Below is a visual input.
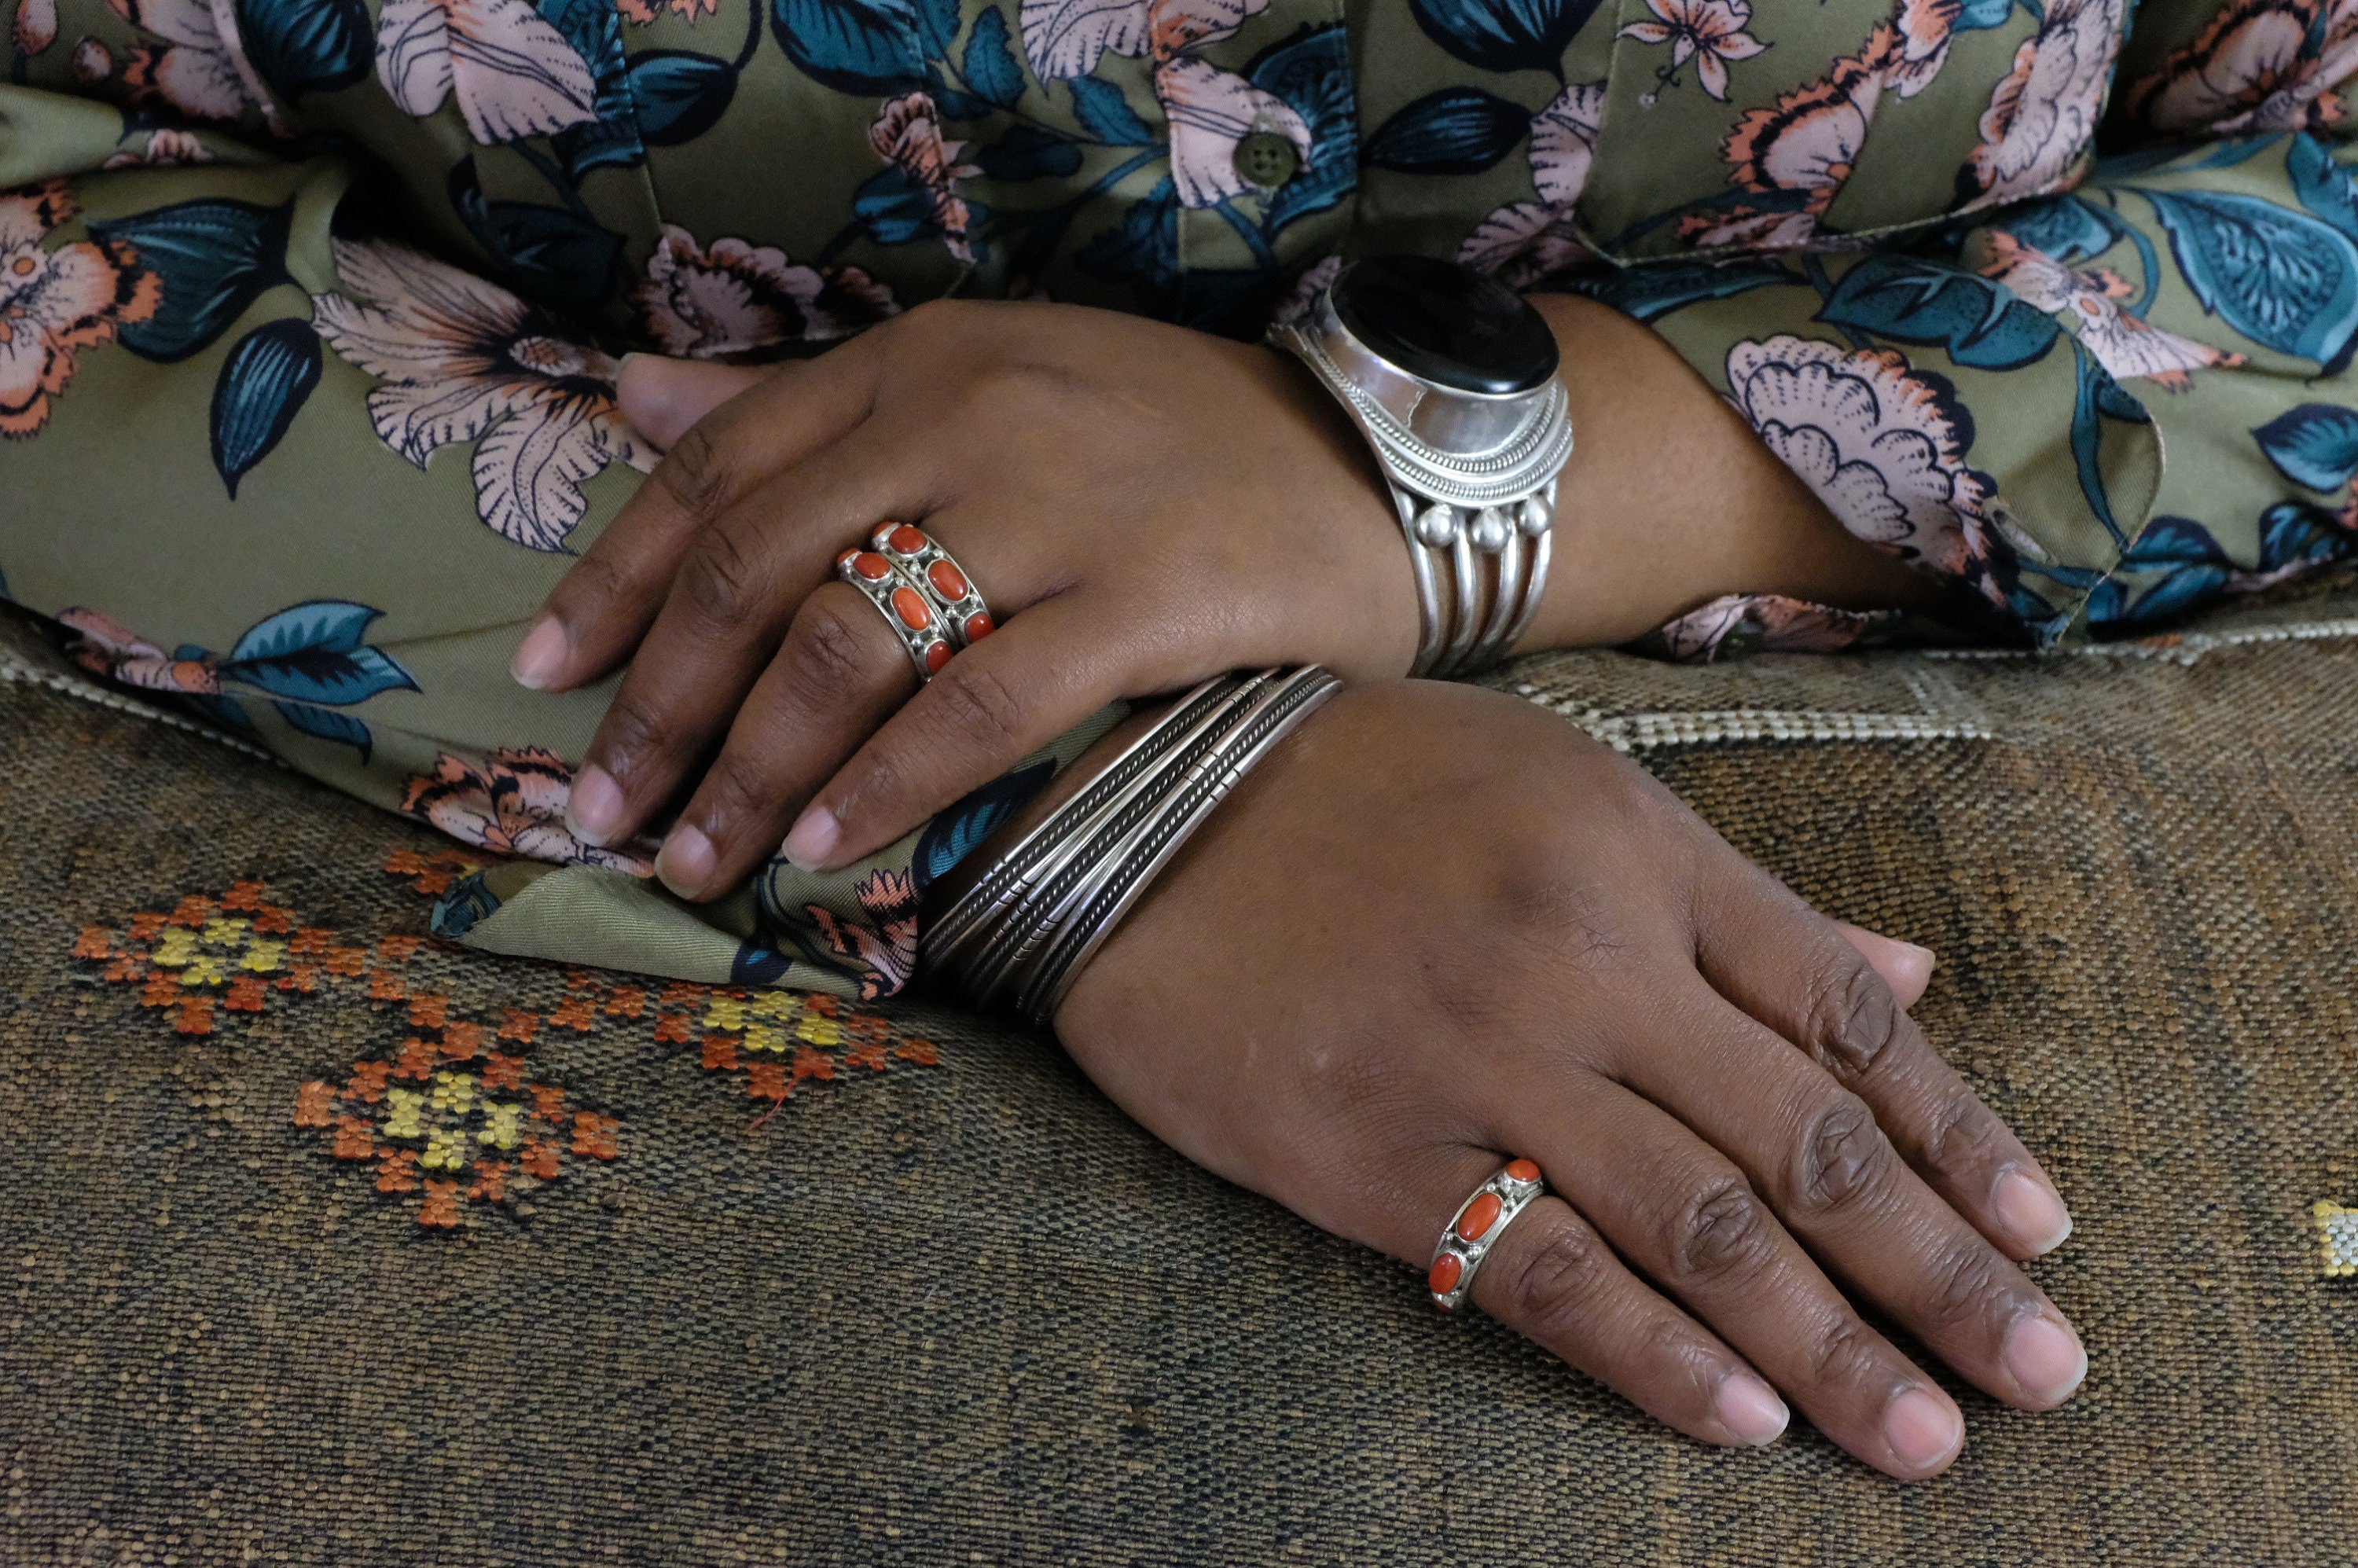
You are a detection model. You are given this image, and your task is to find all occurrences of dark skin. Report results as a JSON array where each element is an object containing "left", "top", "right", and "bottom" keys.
[
  {"left": 505, "top": 292, "right": 2070, "bottom": 1474},
  {"left": 1038, "top": 681, "right": 2081, "bottom": 1478}
]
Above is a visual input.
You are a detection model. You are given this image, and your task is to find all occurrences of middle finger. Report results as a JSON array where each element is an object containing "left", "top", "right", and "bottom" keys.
[
  {"left": 1614, "top": 981, "right": 2087, "bottom": 1412},
  {"left": 564, "top": 420, "right": 938, "bottom": 850}
]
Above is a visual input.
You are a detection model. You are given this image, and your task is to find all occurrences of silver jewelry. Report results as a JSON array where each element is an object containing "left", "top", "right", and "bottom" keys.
[
  {"left": 1430, "top": 1159, "right": 1546, "bottom": 1312},
  {"left": 835, "top": 542, "right": 955, "bottom": 680},
  {"left": 870, "top": 522, "right": 995, "bottom": 648},
  {"left": 1269, "top": 259, "right": 1573, "bottom": 681},
  {"left": 924, "top": 667, "right": 1342, "bottom": 1026}
]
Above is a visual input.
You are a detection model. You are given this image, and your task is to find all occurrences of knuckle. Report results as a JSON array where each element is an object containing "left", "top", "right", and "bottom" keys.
[
  {"left": 927, "top": 659, "right": 1030, "bottom": 752},
  {"left": 1920, "top": 1239, "right": 2011, "bottom": 1336},
  {"left": 595, "top": 689, "right": 670, "bottom": 773},
  {"left": 1794, "top": 1092, "right": 1898, "bottom": 1218},
  {"left": 1671, "top": 1177, "right": 1773, "bottom": 1287},
  {"left": 1921, "top": 1087, "right": 2007, "bottom": 1176},
  {"left": 675, "top": 525, "right": 764, "bottom": 633},
  {"left": 1799, "top": 958, "right": 1904, "bottom": 1082},
  {"left": 653, "top": 424, "right": 735, "bottom": 522},
  {"left": 553, "top": 545, "right": 632, "bottom": 613},
  {"left": 785, "top": 597, "right": 887, "bottom": 696},
  {"left": 1807, "top": 1313, "right": 1884, "bottom": 1390},
  {"left": 1499, "top": 1220, "right": 1612, "bottom": 1340},
  {"left": 693, "top": 750, "right": 776, "bottom": 832}
]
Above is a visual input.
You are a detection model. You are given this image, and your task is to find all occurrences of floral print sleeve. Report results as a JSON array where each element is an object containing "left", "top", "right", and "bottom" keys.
[{"left": 8, "top": 0, "right": 2358, "bottom": 990}]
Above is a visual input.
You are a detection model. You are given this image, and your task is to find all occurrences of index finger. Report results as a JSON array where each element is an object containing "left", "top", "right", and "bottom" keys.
[{"left": 514, "top": 345, "right": 880, "bottom": 692}]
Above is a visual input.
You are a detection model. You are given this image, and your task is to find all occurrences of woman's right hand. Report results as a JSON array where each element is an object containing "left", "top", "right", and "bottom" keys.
[{"left": 1048, "top": 679, "right": 2081, "bottom": 1478}]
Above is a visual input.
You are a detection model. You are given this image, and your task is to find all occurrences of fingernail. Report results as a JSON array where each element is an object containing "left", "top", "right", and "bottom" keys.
[
  {"left": 1899, "top": 939, "right": 1936, "bottom": 967},
  {"left": 2002, "top": 1315, "right": 2087, "bottom": 1407},
  {"left": 566, "top": 764, "right": 624, "bottom": 847},
  {"left": 656, "top": 822, "right": 716, "bottom": 900},
  {"left": 1715, "top": 1374, "right": 1789, "bottom": 1447},
  {"left": 781, "top": 805, "right": 839, "bottom": 871},
  {"left": 1882, "top": 1388, "right": 1963, "bottom": 1474},
  {"left": 1996, "top": 1167, "right": 2073, "bottom": 1256},
  {"left": 511, "top": 616, "right": 567, "bottom": 690}
]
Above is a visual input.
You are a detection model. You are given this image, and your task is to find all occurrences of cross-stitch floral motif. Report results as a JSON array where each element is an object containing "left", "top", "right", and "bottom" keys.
[{"left": 70, "top": 864, "right": 946, "bottom": 1228}]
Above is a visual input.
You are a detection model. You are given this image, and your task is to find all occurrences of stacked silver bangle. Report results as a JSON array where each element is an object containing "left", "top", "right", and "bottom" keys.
[
  {"left": 924, "top": 666, "right": 1342, "bottom": 1026},
  {"left": 1269, "top": 259, "right": 1574, "bottom": 681}
]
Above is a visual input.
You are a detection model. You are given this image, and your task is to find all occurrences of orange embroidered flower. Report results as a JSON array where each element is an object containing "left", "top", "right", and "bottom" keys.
[
  {"left": 747, "top": 1062, "right": 788, "bottom": 1101},
  {"left": 548, "top": 995, "right": 594, "bottom": 1031},
  {"left": 520, "top": 1139, "right": 560, "bottom": 1180},
  {"left": 498, "top": 1008, "right": 539, "bottom": 1044},
  {"left": 332, "top": 1116, "right": 376, "bottom": 1160},
  {"left": 172, "top": 997, "right": 212, "bottom": 1034},
  {"left": 73, "top": 926, "right": 113, "bottom": 960},
  {"left": 604, "top": 986, "right": 645, "bottom": 1019},
  {"left": 482, "top": 1052, "right": 524, "bottom": 1091},
  {"left": 408, "top": 993, "right": 448, "bottom": 1029},
  {"left": 652, "top": 1013, "right": 692, "bottom": 1045},
  {"left": 417, "top": 1181, "right": 461, "bottom": 1228},
  {"left": 393, "top": 1038, "right": 437, "bottom": 1081},
  {"left": 219, "top": 879, "right": 266, "bottom": 913},
  {"left": 702, "top": 1035, "right": 740, "bottom": 1071},
  {"left": 224, "top": 975, "right": 266, "bottom": 1012},
  {"left": 571, "top": 1112, "right": 619, "bottom": 1159},
  {"left": 292, "top": 1081, "right": 336, "bottom": 1127},
  {"left": 368, "top": 970, "right": 406, "bottom": 1001},
  {"left": 377, "top": 1148, "right": 420, "bottom": 1193},
  {"left": 440, "top": 1021, "right": 484, "bottom": 1060},
  {"left": 346, "top": 1060, "right": 390, "bottom": 1103}
]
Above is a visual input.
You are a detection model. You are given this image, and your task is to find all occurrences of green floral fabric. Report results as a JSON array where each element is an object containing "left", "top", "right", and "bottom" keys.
[{"left": 3, "top": 0, "right": 2356, "bottom": 986}]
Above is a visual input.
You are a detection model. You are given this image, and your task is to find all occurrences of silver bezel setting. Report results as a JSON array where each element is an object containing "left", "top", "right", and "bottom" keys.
[{"left": 1430, "top": 1162, "right": 1547, "bottom": 1313}]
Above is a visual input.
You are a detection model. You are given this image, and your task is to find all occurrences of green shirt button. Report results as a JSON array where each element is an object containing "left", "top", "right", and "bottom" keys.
[{"left": 1233, "top": 131, "right": 1299, "bottom": 190}]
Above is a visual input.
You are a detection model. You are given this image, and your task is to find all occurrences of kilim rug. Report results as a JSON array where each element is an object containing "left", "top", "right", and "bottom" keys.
[{"left": 5, "top": 586, "right": 2358, "bottom": 1565}]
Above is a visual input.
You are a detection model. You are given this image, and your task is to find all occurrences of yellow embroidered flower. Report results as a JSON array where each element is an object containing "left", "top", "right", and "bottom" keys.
[
  {"left": 479, "top": 1101, "right": 524, "bottom": 1151},
  {"left": 384, "top": 1088, "right": 427, "bottom": 1140},
  {"left": 178, "top": 953, "right": 226, "bottom": 987},
  {"left": 430, "top": 1070, "right": 477, "bottom": 1114},
  {"left": 200, "top": 917, "right": 250, "bottom": 946},
  {"left": 748, "top": 990, "right": 798, "bottom": 1021},
  {"left": 151, "top": 928, "right": 200, "bottom": 968},
  {"left": 796, "top": 1015, "right": 843, "bottom": 1048},
  {"left": 701, "top": 995, "right": 748, "bottom": 1032},
  {"left": 743, "top": 1022, "right": 786, "bottom": 1054},
  {"left": 239, "top": 940, "right": 285, "bottom": 973},
  {"left": 421, "top": 1126, "right": 468, "bottom": 1170}
]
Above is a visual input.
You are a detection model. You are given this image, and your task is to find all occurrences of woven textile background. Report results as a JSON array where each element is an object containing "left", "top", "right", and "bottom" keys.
[{"left": 5, "top": 590, "right": 2358, "bottom": 1565}]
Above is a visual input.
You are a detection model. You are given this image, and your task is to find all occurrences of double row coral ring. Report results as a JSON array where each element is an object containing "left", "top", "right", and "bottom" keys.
[
  {"left": 1428, "top": 1158, "right": 1546, "bottom": 1312},
  {"left": 833, "top": 522, "right": 994, "bottom": 681}
]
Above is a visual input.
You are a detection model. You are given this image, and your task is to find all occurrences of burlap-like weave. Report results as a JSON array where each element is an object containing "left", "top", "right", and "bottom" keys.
[{"left": 6, "top": 586, "right": 2357, "bottom": 1566}]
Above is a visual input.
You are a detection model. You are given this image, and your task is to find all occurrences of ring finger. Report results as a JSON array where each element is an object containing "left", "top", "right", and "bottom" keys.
[{"left": 1500, "top": 1078, "right": 1968, "bottom": 1478}]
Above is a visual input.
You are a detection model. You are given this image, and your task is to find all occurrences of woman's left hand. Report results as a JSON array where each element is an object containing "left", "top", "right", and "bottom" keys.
[{"left": 511, "top": 299, "right": 1416, "bottom": 900}]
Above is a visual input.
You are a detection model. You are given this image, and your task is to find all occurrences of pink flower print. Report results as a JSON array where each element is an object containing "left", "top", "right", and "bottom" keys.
[
  {"left": 1018, "top": 0, "right": 1315, "bottom": 210},
  {"left": 13, "top": 0, "right": 57, "bottom": 53},
  {"left": 102, "top": 128, "right": 214, "bottom": 167},
  {"left": 1724, "top": 335, "right": 2009, "bottom": 603},
  {"left": 2122, "top": 0, "right": 2358, "bottom": 137},
  {"left": 400, "top": 747, "right": 657, "bottom": 875},
  {"left": 1962, "top": 0, "right": 2123, "bottom": 207},
  {"left": 804, "top": 868, "right": 920, "bottom": 1001},
  {"left": 373, "top": 0, "right": 599, "bottom": 144},
  {"left": 1878, "top": 0, "right": 1964, "bottom": 99},
  {"left": 1978, "top": 232, "right": 2247, "bottom": 391},
  {"left": 310, "top": 237, "right": 654, "bottom": 552},
  {"left": 634, "top": 226, "right": 899, "bottom": 358},
  {"left": 1650, "top": 593, "right": 1884, "bottom": 661},
  {"left": 56, "top": 608, "right": 224, "bottom": 693},
  {"left": 1617, "top": 0, "right": 1767, "bottom": 102},
  {"left": 109, "top": 0, "right": 274, "bottom": 123},
  {"left": 1685, "top": 50, "right": 1882, "bottom": 249},
  {"left": 869, "top": 91, "right": 983, "bottom": 263},
  {"left": 0, "top": 180, "right": 161, "bottom": 439},
  {"left": 1461, "top": 82, "right": 1601, "bottom": 282}
]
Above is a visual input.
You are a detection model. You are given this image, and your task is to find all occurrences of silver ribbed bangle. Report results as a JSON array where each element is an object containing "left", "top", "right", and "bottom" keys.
[{"left": 923, "top": 666, "right": 1341, "bottom": 1025}]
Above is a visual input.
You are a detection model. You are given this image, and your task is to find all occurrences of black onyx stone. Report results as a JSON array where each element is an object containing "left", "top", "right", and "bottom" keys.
[{"left": 1330, "top": 255, "right": 1558, "bottom": 396}]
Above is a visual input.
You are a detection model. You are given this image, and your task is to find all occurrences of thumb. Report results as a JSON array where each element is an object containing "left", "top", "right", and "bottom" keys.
[
  {"left": 617, "top": 354, "right": 768, "bottom": 451},
  {"left": 1833, "top": 921, "right": 1936, "bottom": 1011}
]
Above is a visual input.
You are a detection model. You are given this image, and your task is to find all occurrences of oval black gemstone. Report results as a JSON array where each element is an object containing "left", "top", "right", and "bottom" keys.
[{"left": 1330, "top": 254, "right": 1558, "bottom": 396}]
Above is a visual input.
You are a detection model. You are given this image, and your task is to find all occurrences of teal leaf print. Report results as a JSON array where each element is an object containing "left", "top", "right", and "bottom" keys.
[
  {"left": 912, "top": 760, "right": 1054, "bottom": 890},
  {"left": 1815, "top": 255, "right": 2061, "bottom": 370},
  {"left": 770, "top": 0, "right": 931, "bottom": 93},
  {"left": 1573, "top": 257, "right": 1791, "bottom": 321},
  {"left": 232, "top": 0, "right": 372, "bottom": 96},
  {"left": 1991, "top": 194, "right": 2121, "bottom": 263},
  {"left": 975, "top": 124, "right": 1084, "bottom": 179},
  {"left": 628, "top": 51, "right": 740, "bottom": 146},
  {"left": 83, "top": 198, "right": 294, "bottom": 364},
  {"left": 961, "top": 6, "right": 1024, "bottom": 108},
  {"left": 1407, "top": 0, "right": 1603, "bottom": 78},
  {"left": 274, "top": 702, "right": 376, "bottom": 756},
  {"left": 448, "top": 160, "right": 623, "bottom": 314},
  {"left": 2140, "top": 186, "right": 2358, "bottom": 369},
  {"left": 209, "top": 319, "right": 321, "bottom": 499},
  {"left": 1068, "top": 74, "right": 1155, "bottom": 145},
  {"left": 2287, "top": 132, "right": 2358, "bottom": 241},
  {"left": 1952, "top": 0, "right": 2015, "bottom": 28},
  {"left": 2253, "top": 402, "right": 2358, "bottom": 493},
  {"left": 222, "top": 601, "right": 418, "bottom": 709},
  {"left": 1364, "top": 87, "right": 1530, "bottom": 175},
  {"left": 1249, "top": 24, "right": 1356, "bottom": 234}
]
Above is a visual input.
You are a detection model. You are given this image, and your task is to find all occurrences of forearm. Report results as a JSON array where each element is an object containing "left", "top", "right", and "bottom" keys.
[{"left": 1511, "top": 293, "right": 1940, "bottom": 652}]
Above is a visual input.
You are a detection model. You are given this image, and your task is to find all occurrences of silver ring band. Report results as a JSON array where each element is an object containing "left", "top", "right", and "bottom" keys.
[{"left": 1430, "top": 1159, "right": 1546, "bottom": 1312}]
